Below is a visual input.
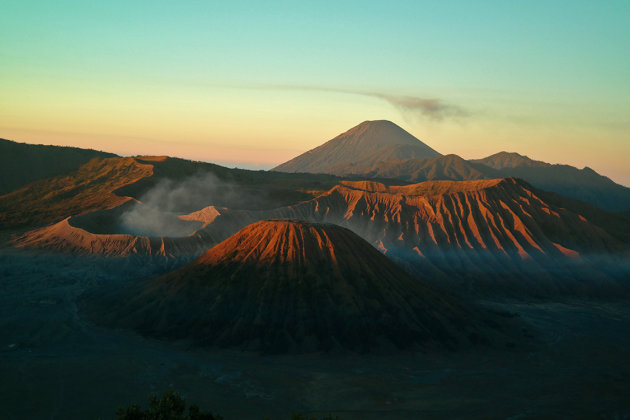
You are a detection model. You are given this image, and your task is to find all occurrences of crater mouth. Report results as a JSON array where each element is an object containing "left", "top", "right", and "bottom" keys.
[{"left": 69, "top": 203, "right": 203, "bottom": 238}]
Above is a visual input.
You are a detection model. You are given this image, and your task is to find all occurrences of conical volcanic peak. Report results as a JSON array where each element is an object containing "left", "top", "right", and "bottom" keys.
[
  {"left": 197, "top": 219, "right": 357, "bottom": 268},
  {"left": 88, "top": 219, "right": 518, "bottom": 353},
  {"left": 273, "top": 120, "right": 441, "bottom": 175},
  {"left": 332, "top": 120, "right": 430, "bottom": 148}
]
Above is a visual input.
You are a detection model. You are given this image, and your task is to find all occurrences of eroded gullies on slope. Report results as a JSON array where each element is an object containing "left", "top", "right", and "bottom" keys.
[
  {"left": 14, "top": 176, "right": 630, "bottom": 297},
  {"left": 84, "top": 219, "right": 528, "bottom": 353}
]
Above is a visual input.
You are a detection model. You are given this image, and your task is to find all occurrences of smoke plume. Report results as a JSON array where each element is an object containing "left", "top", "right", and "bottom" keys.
[{"left": 119, "top": 172, "right": 242, "bottom": 237}]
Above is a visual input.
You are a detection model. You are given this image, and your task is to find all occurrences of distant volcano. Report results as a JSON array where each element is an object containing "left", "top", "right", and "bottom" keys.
[
  {"left": 271, "top": 121, "right": 630, "bottom": 212},
  {"left": 273, "top": 120, "right": 441, "bottom": 174},
  {"left": 86, "top": 219, "right": 520, "bottom": 353}
]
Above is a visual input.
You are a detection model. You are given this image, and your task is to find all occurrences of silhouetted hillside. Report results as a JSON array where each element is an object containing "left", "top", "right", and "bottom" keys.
[
  {"left": 0, "top": 155, "right": 342, "bottom": 231},
  {"left": 472, "top": 152, "right": 630, "bottom": 212},
  {"left": 346, "top": 154, "right": 499, "bottom": 181},
  {"left": 0, "top": 138, "right": 116, "bottom": 195}
]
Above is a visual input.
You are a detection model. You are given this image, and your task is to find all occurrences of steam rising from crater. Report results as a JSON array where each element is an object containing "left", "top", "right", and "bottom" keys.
[{"left": 119, "top": 172, "right": 242, "bottom": 237}]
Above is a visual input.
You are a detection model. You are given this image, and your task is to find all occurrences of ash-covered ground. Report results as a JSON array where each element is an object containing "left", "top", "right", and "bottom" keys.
[{"left": 1, "top": 248, "right": 630, "bottom": 419}]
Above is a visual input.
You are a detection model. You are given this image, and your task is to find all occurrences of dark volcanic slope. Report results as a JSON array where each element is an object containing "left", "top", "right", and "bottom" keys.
[
  {"left": 471, "top": 151, "right": 547, "bottom": 170},
  {"left": 201, "top": 178, "right": 630, "bottom": 296},
  {"left": 471, "top": 152, "right": 630, "bottom": 212},
  {"left": 274, "top": 121, "right": 630, "bottom": 211},
  {"left": 0, "top": 138, "right": 116, "bottom": 195},
  {"left": 1, "top": 154, "right": 341, "bottom": 232},
  {"left": 273, "top": 120, "right": 441, "bottom": 174},
  {"left": 340, "top": 149, "right": 630, "bottom": 212},
  {"left": 263, "top": 178, "right": 630, "bottom": 259},
  {"left": 88, "top": 220, "right": 516, "bottom": 353},
  {"left": 19, "top": 177, "right": 630, "bottom": 295},
  {"left": 0, "top": 157, "right": 154, "bottom": 230},
  {"left": 347, "top": 154, "right": 499, "bottom": 181}
]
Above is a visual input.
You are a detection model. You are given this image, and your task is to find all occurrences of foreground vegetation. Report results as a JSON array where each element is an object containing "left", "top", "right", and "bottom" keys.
[{"left": 117, "top": 390, "right": 339, "bottom": 420}]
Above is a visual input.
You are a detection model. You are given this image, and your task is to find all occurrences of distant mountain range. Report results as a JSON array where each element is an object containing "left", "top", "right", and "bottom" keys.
[
  {"left": 15, "top": 169, "right": 630, "bottom": 296},
  {"left": 3, "top": 124, "right": 629, "bottom": 213},
  {"left": 3, "top": 127, "right": 630, "bottom": 298},
  {"left": 273, "top": 121, "right": 630, "bottom": 212}
]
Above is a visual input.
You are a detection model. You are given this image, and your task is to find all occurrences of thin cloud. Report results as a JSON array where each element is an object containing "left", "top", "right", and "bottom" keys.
[
  {"left": 368, "top": 93, "right": 469, "bottom": 121},
  {"left": 229, "top": 83, "right": 469, "bottom": 122}
]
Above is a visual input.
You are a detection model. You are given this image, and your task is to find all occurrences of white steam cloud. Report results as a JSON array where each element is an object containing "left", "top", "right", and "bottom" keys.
[{"left": 119, "top": 172, "right": 242, "bottom": 237}]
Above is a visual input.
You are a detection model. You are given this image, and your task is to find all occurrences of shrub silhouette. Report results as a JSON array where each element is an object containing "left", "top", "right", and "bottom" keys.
[
  {"left": 117, "top": 390, "right": 340, "bottom": 420},
  {"left": 116, "top": 390, "right": 222, "bottom": 420},
  {"left": 289, "top": 414, "right": 339, "bottom": 420}
]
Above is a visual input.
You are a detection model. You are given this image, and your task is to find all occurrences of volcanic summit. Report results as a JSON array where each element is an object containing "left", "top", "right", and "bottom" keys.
[
  {"left": 273, "top": 120, "right": 441, "bottom": 174},
  {"left": 87, "top": 219, "right": 518, "bottom": 353}
]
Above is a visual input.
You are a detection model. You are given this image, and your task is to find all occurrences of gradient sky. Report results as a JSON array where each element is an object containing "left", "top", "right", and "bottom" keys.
[{"left": 2, "top": 1, "right": 629, "bottom": 184}]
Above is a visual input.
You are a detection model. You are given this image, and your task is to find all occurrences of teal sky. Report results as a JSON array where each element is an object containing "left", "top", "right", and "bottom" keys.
[{"left": 2, "top": 1, "right": 629, "bottom": 184}]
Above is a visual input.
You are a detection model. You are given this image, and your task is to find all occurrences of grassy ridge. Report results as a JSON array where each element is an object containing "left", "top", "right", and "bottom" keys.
[{"left": 0, "top": 138, "right": 116, "bottom": 195}]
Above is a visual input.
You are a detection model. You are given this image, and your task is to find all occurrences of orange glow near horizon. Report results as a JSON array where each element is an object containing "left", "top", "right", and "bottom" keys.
[
  {"left": 2, "top": 73, "right": 629, "bottom": 185},
  {"left": 2, "top": 2, "right": 629, "bottom": 185},
  {"left": 3, "top": 110, "right": 629, "bottom": 187}
]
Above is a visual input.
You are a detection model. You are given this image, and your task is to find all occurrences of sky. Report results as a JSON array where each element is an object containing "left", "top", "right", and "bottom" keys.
[{"left": 1, "top": 1, "right": 629, "bottom": 184}]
